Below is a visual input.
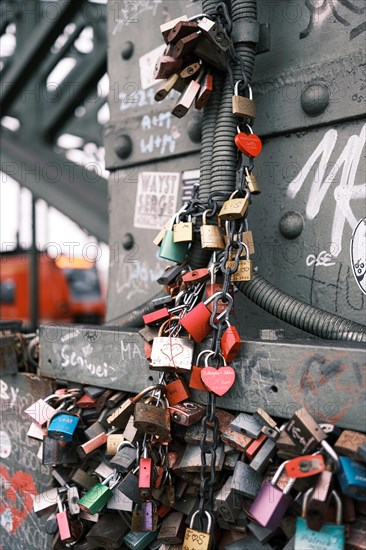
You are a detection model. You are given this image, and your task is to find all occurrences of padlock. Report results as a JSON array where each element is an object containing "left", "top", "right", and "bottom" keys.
[
  {"left": 178, "top": 444, "right": 225, "bottom": 473},
  {"left": 154, "top": 73, "right": 180, "bottom": 101},
  {"left": 231, "top": 412, "right": 262, "bottom": 439},
  {"left": 338, "top": 456, "right": 366, "bottom": 501},
  {"left": 165, "top": 374, "right": 190, "bottom": 406},
  {"left": 85, "top": 512, "right": 128, "bottom": 547},
  {"left": 139, "top": 447, "right": 153, "bottom": 499},
  {"left": 76, "top": 392, "right": 97, "bottom": 408},
  {"left": 306, "top": 469, "right": 333, "bottom": 531},
  {"left": 231, "top": 460, "right": 263, "bottom": 498},
  {"left": 195, "top": 72, "right": 213, "bottom": 110},
  {"left": 150, "top": 317, "right": 194, "bottom": 372},
  {"left": 134, "top": 394, "right": 171, "bottom": 439},
  {"left": 153, "top": 219, "right": 172, "bottom": 247},
  {"left": 220, "top": 319, "right": 241, "bottom": 362},
  {"left": 183, "top": 510, "right": 212, "bottom": 550},
  {"left": 221, "top": 423, "right": 253, "bottom": 452},
  {"left": 245, "top": 433, "right": 267, "bottom": 460},
  {"left": 107, "top": 485, "right": 133, "bottom": 512},
  {"left": 106, "top": 391, "right": 127, "bottom": 409},
  {"left": 197, "top": 15, "right": 231, "bottom": 50},
  {"left": 226, "top": 241, "right": 253, "bottom": 282},
  {"left": 253, "top": 408, "right": 277, "bottom": 430},
  {"left": 285, "top": 407, "right": 327, "bottom": 454},
  {"left": 205, "top": 264, "right": 234, "bottom": 314},
  {"left": 234, "top": 123, "right": 262, "bottom": 158},
  {"left": 123, "top": 529, "right": 158, "bottom": 550},
  {"left": 27, "top": 422, "right": 46, "bottom": 440},
  {"left": 154, "top": 56, "right": 182, "bottom": 79},
  {"left": 160, "top": 15, "right": 188, "bottom": 43},
  {"left": 172, "top": 78, "right": 201, "bottom": 118},
  {"left": 180, "top": 61, "right": 201, "bottom": 79},
  {"left": 33, "top": 487, "right": 60, "bottom": 517},
  {"left": 157, "top": 264, "right": 183, "bottom": 286},
  {"left": 70, "top": 468, "right": 97, "bottom": 491},
  {"left": 180, "top": 292, "right": 233, "bottom": 343},
  {"left": 167, "top": 20, "right": 199, "bottom": 43},
  {"left": 169, "top": 401, "right": 206, "bottom": 426},
  {"left": 159, "top": 217, "right": 189, "bottom": 263},
  {"left": 143, "top": 307, "right": 170, "bottom": 326},
  {"left": 157, "top": 511, "right": 186, "bottom": 544},
  {"left": 173, "top": 213, "right": 193, "bottom": 243},
  {"left": 294, "top": 489, "right": 345, "bottom": 549},
  {"left": 334, "top": 429, "right": 366, "bottom": 461},
  {"left": 189, "top": 350, "right": 213, "bottom": 391},
  {"left": 56, "top": 495, "right": 72, "bottom": 541},
  {"left": 141, "top": 501, "right": 158, "bottom": 532},
  {"left": 249, "top": 461, "right": 296, "bottom": 530},
  {"left": 77, "top": 431, "right": 107, "bottom": 458},
  {"left": 215, "top": 476, "right": 243, "bottom": 523},
  {"left": 285, "top": 453, "right": 326, "bottom": 478},
  {"left": 48, "top": 410, "right": 80, "bottom": 441},
  {"left": 172, "top": 32, "right": 201, "bottom": 58},
  {"left": 200, "top": 353, "right": 236, "bottom": 397},
  {"left": 67, "top": 486, "right": 80, "bottom": 516},
  {"left": 78, "top": 471, "right": 120, "bottom": 515},
  {"left": 200, "top": 210, "right": 225, "bottom": 250},
  {"left": 232, "top": 81, "right": 256, "bottom": 119},
  {"left": 45, "top": 512, "right": 58, "bottom": 535},
  {"left": 123, "top": 414, "right": 143, "bottom": 444},
  {"left": 107, "top": 384, "right": 165, "bottom": 428},
  {"left": 245, "top": 166, "right": 261, "bottom": 195},
  {"left": 110, "top": 440, "right": 137, "bottom": 473},
  {"left": 218, "top": 190, "right": 250, "bottom": 221},
  {"left": 194, "top": 35, "right": 228, "bottom": 70},
  {"left": 119, "top": 468, "right": 144, "bottom": 504},
  {"left": 106, "top": 433, "right": 125, "bottom": 456},
  {"left": 182, "top": 268, "right": 210, "bottom": 284},
  {"left": 42, "top": 435, "right": 79, "bottom": 465},
  {"left": 24, "top": 394, "right": 58, "bottom": 427}
]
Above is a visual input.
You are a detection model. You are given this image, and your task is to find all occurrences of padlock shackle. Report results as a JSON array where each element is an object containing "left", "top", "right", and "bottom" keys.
[
  {"left": 188, "top": 13, "right": 211, "bottom": 21},
  {"left": 234, "top": 80, "right": 252, "bottom": 99},
  {"left": 321, "top": 440, "right": 340, "bottom": 472},
  {"left": 195, "top": 349, "right": 216, "bottom": 365},
  {"left": 131, "top": 384, "right": 166, "bottom": 404},
  {"left": 190, "top": 510, "right": 212, "bottom": 532},
  {"left": 303, "top": 488, "right": 343, "bottom": 525},
  {"left": 157, "top": 316, "right": 181, "bottom": 337},
  {"left": 237, "top": 122, "right": 253, "bottom": 135},
  {"left": 271, "top": 460, "right": 296, "bottom": 494},
  {"left": 204, "top": 351, "right": 226, "bottom": 367}
]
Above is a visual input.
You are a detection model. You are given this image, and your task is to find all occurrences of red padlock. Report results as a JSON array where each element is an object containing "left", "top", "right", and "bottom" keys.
[
  {"left": 139, "top": 451, "right": 153, "bottom": 499},
  {"left": 143, "top": 307, "right": 170, "bottom": 326},
  {"left": 182, "top": 268, "right": 210, "bottom": 284},
  {"left": 189, "top": 350, "right": 214, "bottom": 392},
  {"left": 285, "top": 453, "right": 326, "bottom": 478},
  {"left": 180, "top": 292, "right": 233, "bottom": 343},
  {"left": 165, "top": 375, "right": 191, "bottom": 406},
  {"left": 220, "top": 322, "right": 241, "bottom": 362},
  {"left": 234, "top": 123, "right": 262, "bottom": 158}
]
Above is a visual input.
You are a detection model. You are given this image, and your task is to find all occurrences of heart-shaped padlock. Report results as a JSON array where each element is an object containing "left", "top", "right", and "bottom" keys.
[{"left": 234, "top": 124, "right": 262, "bottom": 158}]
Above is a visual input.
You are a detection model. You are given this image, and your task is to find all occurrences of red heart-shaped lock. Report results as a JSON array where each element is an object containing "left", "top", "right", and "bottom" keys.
[
  {"left": 200, "top": 366, "right": 236, "bottom": 396},
  {"left": 234, "top": 132, "right": 262, "bottom": 157}
]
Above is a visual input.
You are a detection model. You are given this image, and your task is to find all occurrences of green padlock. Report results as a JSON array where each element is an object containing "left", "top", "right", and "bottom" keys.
[
  {"left": 159, "top": 215, "right": 189, "bottom": 263},
  {"left": 78, "top": 471, "right": 120, "bottom": 515}
]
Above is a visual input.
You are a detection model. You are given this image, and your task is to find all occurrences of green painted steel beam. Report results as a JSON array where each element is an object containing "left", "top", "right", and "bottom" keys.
[{"left": 1, "top": 132, "right": 108, "bottom": 242}]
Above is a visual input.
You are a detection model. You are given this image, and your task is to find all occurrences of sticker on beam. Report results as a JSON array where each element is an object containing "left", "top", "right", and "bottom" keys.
[{"left": 133, "top": 171, "right": 180, "bottom": 230}]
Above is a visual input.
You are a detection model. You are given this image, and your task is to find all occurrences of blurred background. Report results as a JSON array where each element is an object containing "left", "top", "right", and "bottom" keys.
[{"left": 1, "top": 0, "right": 109, "bottom": 329}]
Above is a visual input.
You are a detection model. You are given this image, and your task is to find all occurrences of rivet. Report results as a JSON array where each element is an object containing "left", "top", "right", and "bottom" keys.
[
  {"left": 122, "top": 233, "right": 134, "bottom": 250},
  {"left": 301, "top": 81, "right": 330, "bottom": 116},
  {"left": 114, "top": 135, "right": 133, "bottom": 159},
  {"left": 121, "top": 41, "right": 134, "bottom": 60},
  {"left": 279, "top": 211, "right": 304, "bottom": 239},
  {"left": 187, "top": 113, "right": 202, "bottom": 143}
]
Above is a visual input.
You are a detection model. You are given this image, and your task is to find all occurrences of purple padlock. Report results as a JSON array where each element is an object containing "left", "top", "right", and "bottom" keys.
[
  {"left": 142, "top": 501, "right": 155, "bottom": 531},
  {"left": 249, "top": 461, "right": 296, "bottom": 530}
]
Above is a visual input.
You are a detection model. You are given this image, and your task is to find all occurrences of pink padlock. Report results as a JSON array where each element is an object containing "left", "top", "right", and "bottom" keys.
[{"left": 56, "top": 496, "right": 72, "bottom": 541}]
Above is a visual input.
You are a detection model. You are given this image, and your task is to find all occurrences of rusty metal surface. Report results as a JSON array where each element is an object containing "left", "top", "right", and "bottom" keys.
[
  {"left": 39, "top": 324, "right": 366, "bottom": 431},
  {"left": 0, "top": 373, "right": 54, "bottom": 550}
]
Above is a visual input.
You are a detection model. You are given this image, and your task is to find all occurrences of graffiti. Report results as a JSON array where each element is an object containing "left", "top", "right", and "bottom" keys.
[
  {"left": 306, "top": 250, "right": 336, "bottom": 267},
  {"left": 0, "top": 466, "right": 36, "bottom": 535},
  {"left": 301, "top": 0, "right": 366, "bottom": 40},
  {"left": 288, "top": 352, "right": 366, "bottom": 424},
  {"left": 287, "top": 124, "right": 366, "bottom": 258}
]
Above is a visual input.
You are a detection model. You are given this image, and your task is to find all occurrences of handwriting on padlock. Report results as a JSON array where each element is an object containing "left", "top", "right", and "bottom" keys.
[
  {"left": 161, "top": 343, "right": 184, "bottom": 360},
  {"left": 200, "top": 366, "right": 236, "bottom": 396}
]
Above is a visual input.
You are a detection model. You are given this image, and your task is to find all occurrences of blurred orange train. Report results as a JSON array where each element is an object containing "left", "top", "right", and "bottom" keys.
[{"left": 0, "top": 250, "right": 105, "bottom": 326}]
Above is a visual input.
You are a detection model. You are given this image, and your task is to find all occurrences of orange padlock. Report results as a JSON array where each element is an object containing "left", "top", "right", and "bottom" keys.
[{"left": 189, "top": 350, "right": 214, "bottom": 392}]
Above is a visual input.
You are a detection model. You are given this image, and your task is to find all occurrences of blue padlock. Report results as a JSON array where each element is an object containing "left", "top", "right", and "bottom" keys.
[
  {"left": 48, "top": 412, "right": 80, "bottom": 442},
  {"left": 123, "top": 530, "right": 158, "bottom": 550},
  {"left": 338, "top": 456, "right": 366, "bottom": 501}
]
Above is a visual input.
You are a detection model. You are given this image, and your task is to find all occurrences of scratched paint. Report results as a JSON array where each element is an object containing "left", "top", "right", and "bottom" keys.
[{"left": 287, "top": 123, "right": 366, "bottom": 259}]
